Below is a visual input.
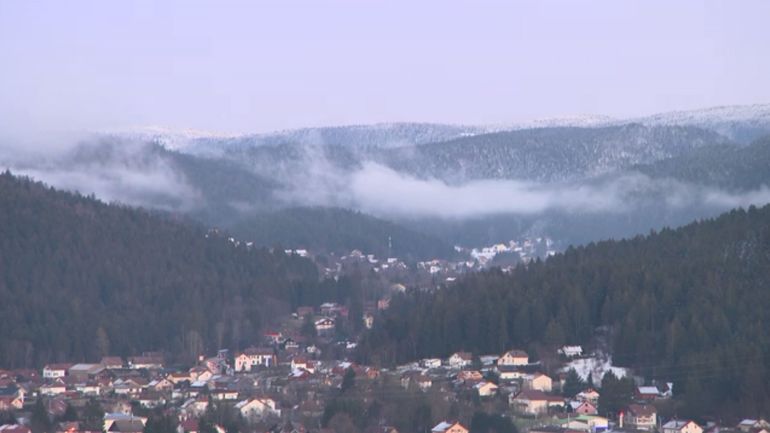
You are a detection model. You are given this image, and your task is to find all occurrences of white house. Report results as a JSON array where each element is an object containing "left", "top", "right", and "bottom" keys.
[
  {"left": 475, "top": 381, "right": 499, "bottom": 397},
  {"left": 498, "top": 350, "right": 528, "bottom": 366},
  {"left": 662, "top": 420, "right": 702, "bottom": 433},
  {"left": 235, "top": 397, "right": 280, "bottom": 419},
  {"left": 43, "top": 364, "right": 71, "bottom": 379},
  {"left": 448, "top": 352, "right": 473, "bottom": 368},
  {"left": 234, "top": 348, "right": 277, "bottom": 372}
]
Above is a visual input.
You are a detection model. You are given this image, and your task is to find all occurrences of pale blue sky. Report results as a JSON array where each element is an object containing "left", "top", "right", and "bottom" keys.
[{"left": 1, "top": 0, "right": 769, "bottom": 135}]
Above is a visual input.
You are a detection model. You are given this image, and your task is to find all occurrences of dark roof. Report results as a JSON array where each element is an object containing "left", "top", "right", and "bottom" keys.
[{"left": 108, "top": 420, "right": 144, "bottom": 433}]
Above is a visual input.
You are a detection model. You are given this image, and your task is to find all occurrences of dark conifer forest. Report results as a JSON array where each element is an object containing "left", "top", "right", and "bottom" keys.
[{"left": 0, "top": 172, "right": 335, "bottom": 367}]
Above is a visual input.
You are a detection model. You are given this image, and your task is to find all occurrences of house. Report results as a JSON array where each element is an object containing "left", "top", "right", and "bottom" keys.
[
  {"left": 498, "top": 365, "right": 526, "bottom": 381},
  {"left": 235, "top": 397, "right": 281, "bottom": 419},
  {"left": 40, "top": 379, "right": 67, "bottom": 396},
  {"left": 498, "top": 350, "right": 529, "bottom": 366},
  {"left": 559, "top": 346, "right": 584, "bottom": 358},
  {"left": 525, "top": 373, "right": 553, "bottom": 392},
  {"left": 456, "top": 370, "right": 484, "bottom": 383},
  {"left": 448, "top": 352, "right": 473, "bottom": 368},
  {"left": 103, "top": 414, "right": 147, "bottom": 433},
  {"left": 431, "top": 422, "right": 469, "bottom": 433},
  {"left": 576, "top": 388, "right": 600, "bottom": 404},
  {"left": 290, "top": 357, "right": 315, "bottom": 374},
  {"left": 43, "top": 364, "right": 72, "bottom": 378},
  {"left": 662, "top": 420, "right": 703, "bottom": 433},
  {"left": 363, "top": 312, "right": 375, "bottom": 329},
  {"left": 475, "top": 381, "right": 499, "bottom": 397},
  {"left": 314, "top": 318, "right": 336, "bottom": 335},
  {"left": 148, "top": 378, "right": 173, "bottom": 392},
  {"left": 234, "top": 348, "right": 277, "bottom": 372},
  {"left": 100, "top": 357, "right": 124, "bottom": 369},
  {"left": 422, "top": 358, "right": 442, "bottom": 369},
  {"left": 570, "top": 401, "right": 597, "bottom": 415},
  {"left": 620, "top": 404, "right": 657, "bottom": 431},
  {"left": 558, "top": 415, "right": 609, "bottom": 433},
  {"left": 636, "top": 386, "right": 660, "bottom": 401},
  {"left": 0, "top": 395, "right": 23, "bottom": 411},
  {"left": 738, "top": 420, "right": 770, "bottom": 433},
  {"left": 210, "top": 389, "right": 239, "bottom": 401},
  {"left": 127, "top": 356, "right": 163, "bottom": 370},
  {"left": 510, "top": 390, "right": 564, "bottom": 415},
  {"left": 68, "top": 364, "right": 105, "bottom": 381},
  {"left": 180, "top": 396, "right": 209, "bottom": 418}
]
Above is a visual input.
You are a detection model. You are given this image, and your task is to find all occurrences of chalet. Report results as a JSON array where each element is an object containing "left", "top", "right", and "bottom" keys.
[
  {"left": 210, "top": 388, "right": 239, "bottom": 401},
  {"left": 112, "top": 378, "right": 145, "bottom": 396},
  {"left": 448, "top": 352, "right": 473, "bottom": 368},
  {"left": 738, "top": 421, "right": 770, "bottom": 433},
  {"left": 576, "top": 388, "right": 600, "bottom": 404},
  {"left": 68, "top": 364, "right": 105, "bottom": 381},
  {"left": 103, "top": 414, "right": 147, "bottom": 433},
  {"left": 235, "top": 397, "right": 281, "bottom": 419},
  {"left": 43, "top": 364, "right": 72, "bottom": 379},
  {"left": 570, "top": 401, "right": 597, "bottom": 415},
  {"left": 189, "top": 366, "right": 213, "bottom": 382},
  {"left": 525, "top": 372, "right": 553, "bottom": 392},
  {"left": 456, "top": 370, "right": 484, "bottom": 383},
  {"left": 636, "top": 386, "right": 660, "bottom": 401},
  {"left": 128, "top": 356, "right": 163, "bottom": 370},
  {"left": 137, "top": 391, "right": 166, "bottom": 408},
  {"left": 234, "top": 348, "right": 277, "bottom": 372},
  {"left": 557, "top": 415, "right": 609, "bottom": 433},
  {"left": 0, "top": 395, "right": 23, "bottom": 411},
  {"left": 498, "top": 365, "right": 526, "bottom": 381},
  {"left": 40, "top": 379, "right": 67, "bottom": 396},
  {"left": 164, "top": 372, "right": 188, "bottom": 385},
  {"left": 475, "top": 381, "right": 499, "bottom": 397},
  {"left": 314, "top": 317, "right": 336, "bottom": 335},
  {"left": 559, "top": 346, "right": 584, "bottom": 358},
  {"left": 100, "top": 357, "right": 124, "bottom": 369},
  {"left": 363, "top": 312, "right": 375, "bottom": 329},
  {"left": 510, "top": 390, "right": 564, "bottom": 415},
  {"left": 147, "top": 378, "right": 173, "bottom": 392},
  {"left": 180, "top": 396, "right": 209, "bottom": 418},
  {"left": 431, "top": 422, "right": 469, "bottom": 433},
  {"left": 290, "top": 357, "right": 315, "bottom": 374},
  {"left": 620, "top": 404, "right": 657, "bottom": 431},
  {"left": 264, "top": 331, "right": 283, "bottom": 344},
  {"left": 498, "top": 350, "right": 529, "bottom": 366},
  {"left": 662, "top": 420, "right": 703, "bottom": 433}
]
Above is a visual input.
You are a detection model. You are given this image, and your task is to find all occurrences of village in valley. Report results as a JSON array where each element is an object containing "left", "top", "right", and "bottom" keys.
[
  {"left": 1, "top": 276, "right": 767, "bottom": 433},
  {"left": 0, "top": 235, "right": 760, "bottom": 433}
]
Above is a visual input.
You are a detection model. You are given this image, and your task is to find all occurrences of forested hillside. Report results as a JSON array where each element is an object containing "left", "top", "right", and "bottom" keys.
[
  {"left": 358, "top": 205, "right": 770, "bottom": 418},
  {"left": 230, "top": 207, "right": 458, "bottom": 260},
  {"left": 0, "top": 172, "right": 331, "bottom": 368},
  {"left": 637, "top": 135, "right": 770, "bottom": 189}
]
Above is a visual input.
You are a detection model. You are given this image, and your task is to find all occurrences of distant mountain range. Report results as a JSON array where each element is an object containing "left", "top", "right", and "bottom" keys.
[{"left": 4, "top": 103, "right": 770, "bottom": 254}]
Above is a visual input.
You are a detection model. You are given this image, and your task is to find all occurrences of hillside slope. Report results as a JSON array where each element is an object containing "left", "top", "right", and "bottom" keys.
[
  {"left": 0, "top": 172, "right": 321, "bottom": 368},
  {"left": 359, "top": 204, "right": 770, "bottom": 418}
]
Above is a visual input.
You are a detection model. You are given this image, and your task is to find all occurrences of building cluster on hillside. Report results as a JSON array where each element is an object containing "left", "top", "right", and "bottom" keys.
[{"left": 0, "top": 339, "right": 766, "bottom": 433}]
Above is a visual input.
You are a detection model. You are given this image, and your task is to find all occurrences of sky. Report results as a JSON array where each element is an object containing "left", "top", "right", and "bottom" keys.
[{"left": 1, "top": 0, "right": 769, "bottom": 136}]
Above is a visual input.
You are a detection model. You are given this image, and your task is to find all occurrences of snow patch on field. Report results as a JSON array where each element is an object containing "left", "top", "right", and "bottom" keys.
[{"left": 562, "top": 355, "right": 628, "bottom": 387}]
